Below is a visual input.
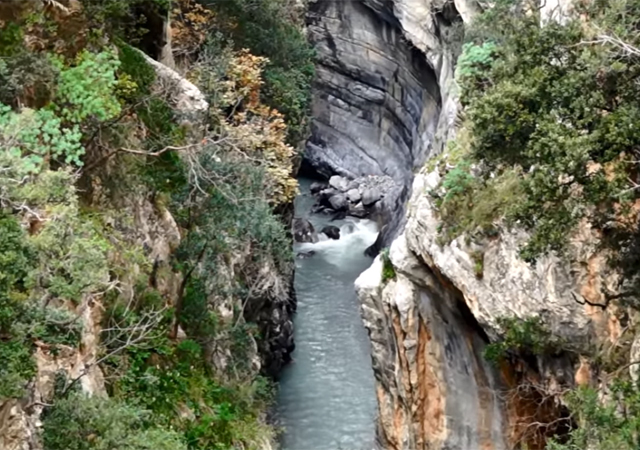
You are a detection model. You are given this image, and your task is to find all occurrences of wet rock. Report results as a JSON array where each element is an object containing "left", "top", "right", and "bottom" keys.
[
  {"left": 362, "top": 188, "right": 382, "bottom": 207},
  {"left": 310, "top": 181, "right": 328, "bottom": 194},
  {"left": 331, "top": 210, "right": 347, "bottom": 221},
  {"left": 347, "top": 180, "right": 360, "bottom": 191},
  {"left": 321, "top": 225, "right": 341, "bottom": 240},
  {"left": 293, "top": 218, "right": 318, "bottom": 243},
  {"left": 329, "top": 193, "right": 349, "bottom": 211},
  {"left": 347, "top": 188, "right": 361, "bottom": 203},
  {"left": 296, "top": 250, "right": 316, "bottom": 259},
  {"left": 317, "top": 188, "right": 339, "bottom": 208},
  {"left": 329, "top": 175, "right": 350, "bottom": 192},
  {"left": 349, "top": 203, "right": 369, "bottom": 218},
  {"left": 311, "top": 205, "right": 327, "bottom": 214}
]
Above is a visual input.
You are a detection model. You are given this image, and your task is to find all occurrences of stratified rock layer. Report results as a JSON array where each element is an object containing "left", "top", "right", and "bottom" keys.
[{"left": 307, "top": 0, "right": 623, "bottom": 448}]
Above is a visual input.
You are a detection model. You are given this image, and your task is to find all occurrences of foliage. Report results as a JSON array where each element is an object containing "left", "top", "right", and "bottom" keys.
[
  {"left": 381, "top": 248, "right": 396, "bottom": 282},
  {"left": 548, "top": 383, "right": 640, "bottom": 450},
  {"left": 53, "top": 49, "right": 121, "bottom": 123},
  {"left": 0, "top": 3, "right": 294, "bottom": 449},
  {"left": 192, "top": 44, "right": 298, "bottom": 204},
  {"left": 0, "top": 49, "right": 121, "bottom": 174},
  {"left": 435, "top": 162, "right": 525, "bottom": 242},
  {"left": 174, "top": 156, "right": 291, "bottom": 283},
  {"left": 0, "top": 215, "right": 36, "bottom": 399},
  {"left": 171, "top": 0, "right": 215, "bottom": 59},
  {"left": 0, "top": 22, "right": 58, "bottom": 107},
  {"left": 204, "top": 0, "right": 315, "bottom": 145},
  {"left": 116, "top": 42, "right": 156, "bottom": 97},
  {"left": 455, "top": 41, "right": 497, "bottom": 85},
  {"left": 0, "top": 214, "right": 84, "bottom": 399},
  {"left": 483, "top": 316, "right": 558, "bottom": 363},
  {"left": 106, "top": 329, "right": 275, "bottom": 450},
  {"left": 79, "top": 0, "right": 172, "bottom": 42},
  {"left": 470, "top": 250, "right": 484, "bottom": 278},
  {"left": 42, "top": 393, "right": 187, "bottom": 450},
  {"left": 440, "top": 0, "right": 640, "bottom": 265}
]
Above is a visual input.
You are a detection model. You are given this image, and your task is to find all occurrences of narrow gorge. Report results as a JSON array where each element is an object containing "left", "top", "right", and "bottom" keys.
[
  {"left": 3, "top": 0, "right": 640, "bottom": 449},
  {"left": 293, "top": 0, "right": 640, "bottom": 449}
]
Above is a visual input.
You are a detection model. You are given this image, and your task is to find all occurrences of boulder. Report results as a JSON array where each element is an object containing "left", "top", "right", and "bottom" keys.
[
  {"left": 310, "top": 181, "right": 328, "bottom": 194},
  {"left": 317, "top": 188, "right": 339, "bottom": 209},
  {"left": 362, "top": 188, "right": 382, "bottom": 206},
  {"left": 321, "top": 225, "right": 341, "bottom": 240},
  {"left": 331, "top": 211, "right": 347, "bottom": 221},
  {"left": 293, "top": 218, "right": 318, "bottom": 243},
  {"left": 348, "top": 202, "right": 369, "bottom": 218},
  {"left": 296, "top": 250, "right": 316, "bottom": 259},
  {"left": 347, "top": 180, "right": 360, "bottom": 191},
  {"left": 329, "top": 175, "right": 350, "bottom": 192},
  {"left": 311, "top": 205, "right": 327, "bottom": 214},
  {"left": 329, "top": 193, "right": 349, "bottom": 211},
  {"left": 347, "top": 188, "right": 362, "bottom": 203}
]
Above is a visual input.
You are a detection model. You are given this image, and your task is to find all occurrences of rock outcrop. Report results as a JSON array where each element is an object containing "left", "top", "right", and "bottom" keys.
[
  {"left": 356, "top": 167, "right": 621, "bottom": 449},
  {"left": 305, "top": 0, "right": 471, "bottom": 250},
  {"left": 305, "top": 0, "right": 627, "bottom": 448}
]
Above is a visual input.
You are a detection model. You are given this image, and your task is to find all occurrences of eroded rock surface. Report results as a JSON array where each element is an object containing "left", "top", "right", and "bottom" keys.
[{"left": 305, "top": 0, "right": 626, "bottom": 448}]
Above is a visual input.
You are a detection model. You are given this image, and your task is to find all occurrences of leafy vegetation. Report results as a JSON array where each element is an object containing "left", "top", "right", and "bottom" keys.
[
  {"left": 0, "top": 0, "right": 303, "bottom": 448},
  {"left": 483, "top": 316, "right": 559, "bottom": 364},
  {"left": 380, "top": 248, "right": 396, "bottom": 283},
  {"left": 43, "top": 393, "right": 187, "bottom": 450},
  {"left": 202, "top": 0, "right": 315, "bottom": 145},
  {"left": 436, "top": 0, "right": 640, "bottom": 265},
  {"left": 448, "top": 1, "right": 640, "bottom": 447},
  {"left": 548, "top": 383, "right": 640, "bottom": 450}
]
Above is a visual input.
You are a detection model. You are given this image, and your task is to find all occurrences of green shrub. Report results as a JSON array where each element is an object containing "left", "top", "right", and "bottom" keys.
[
  {"left": 483, "top": 316, "right": 558, "bottom": 363},
  {"left": 42, "top": 393, "right": 187, "bottom": 450},
  {"left": 117, "top": 42, "right": 156, "bottom": 98},
  {"left": 204, "top": 0, "right": 315, "bottom": 145},
  {"left": 0, "top": 215, "right": 36, "bottom": 399},
  {"left": 547, "top": 382, "right": 640, "bottom": 450},
  {"left": 454, "top": 1, "right": 640, "bottom": 261},
  {"left": 381, "top": 248, "right": 396, "bottom": 282}
]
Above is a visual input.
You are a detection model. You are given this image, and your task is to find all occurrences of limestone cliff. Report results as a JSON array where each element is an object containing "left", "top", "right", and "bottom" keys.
[
  {"left": 0, "top": 37, "right": 295, "bottom": 450},
  {"left": 305, "top": 0, "right": 628, "bottom": 448}
]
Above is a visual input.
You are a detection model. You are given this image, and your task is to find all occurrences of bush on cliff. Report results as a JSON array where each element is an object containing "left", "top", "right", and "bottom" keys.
[
  {"left": 449, "top": 0, "right": 640, "bottom": 448},
  {"left": 0, "top": 1, "right": 300, "bottom": 448},
  {"left": 438, "top": 0, "right": 640, "bottom": 268}
]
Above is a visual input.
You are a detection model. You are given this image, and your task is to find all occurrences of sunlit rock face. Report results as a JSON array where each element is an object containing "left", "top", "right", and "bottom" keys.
[
  {"left": 305, "top": 0, "right": 469, "bottom": 250},
  {"left": 305, "top": 0, "right": 442, "bottom": 181},
  {"left": 308, "top": 0, "right": 625, "bottom": 448}
]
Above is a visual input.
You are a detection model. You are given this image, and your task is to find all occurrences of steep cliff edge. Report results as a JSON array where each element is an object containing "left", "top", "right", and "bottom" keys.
[
  {"left": 0, "top": 1, "right": 306, "bottom": 449},
  {"left": 305, "top": 0, "right": 472, "bottom": 248},
  {"left": 304, "top": 0, "right": 640, "bottom": 447},
  {"left": 356, "top": 169, "right": 621, "bottom": 449},
  {"left": 341, "top": 1, "right": 640, "bottom": 449}
]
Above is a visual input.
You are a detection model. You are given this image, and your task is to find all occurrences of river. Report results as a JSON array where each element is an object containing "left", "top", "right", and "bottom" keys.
[{"left": 275, "top": 178, "right": 378, "bottom": 450}]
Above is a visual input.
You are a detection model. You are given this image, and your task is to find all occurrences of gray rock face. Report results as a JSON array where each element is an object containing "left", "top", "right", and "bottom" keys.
[
  {"left": 361, "top": 188, "right": 382, "bottom": 206},
  {"left": 305, "top": 0, "right": 467, "bottom": 252},
  {"left": 357, "top": 248, "right": 507, "bottom": 450},
  {"left": 293, "top": 217, "right": 318, "bottom": 243},
  {"left": 306, "top": 0, "right": 443, "bottom": 182},
  {"left": 310, "top": 181, "right": 328, "bottom": 194},
  {"left": 321, "top": 225, "right": 341, "bottom": 240},
  {"left": 328, "top": 193, "right": 349, "bottom": 211},
  {"left": 347, "top": 188, "right": 362, "bottom": 203},
  {"left": 329, "top": 175, "right": 350, "bottom": 191}
]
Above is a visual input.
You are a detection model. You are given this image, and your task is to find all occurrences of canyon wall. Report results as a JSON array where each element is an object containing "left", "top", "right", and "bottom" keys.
[
  {"left": 305, "top": 0, "right": 470, "bottom": 249},
  {"left": 306, "top": 0, "right": 624, "bottom": 448}
]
